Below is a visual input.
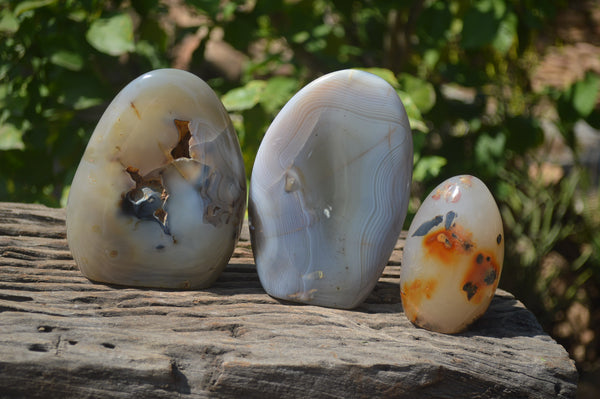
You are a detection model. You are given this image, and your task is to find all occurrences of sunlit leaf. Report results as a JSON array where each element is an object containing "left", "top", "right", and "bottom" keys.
[
  {"left": 0, "top": 124, "right": 25, "bottom": 150},
  {"left": 72, "top": 96, "right": 103, "bottom": 110},
  {"left": 573, "top": 72, "right": 600, "bottom": 117},
  {"left": 59, "top": 185, "right": 70, "bottom": 208},
  {"left": 222, "top": 80, "right": 267, "bottom": 112},
  {"left": 86, "top": 14, "right": 135, "bottom": 56},
  {"left": 475, "top": 132, "right": 506, "bottom": 176},
  {"left": 396, "top": 90, "right": 428, "bottom": 132},
  {"left": 313, "top": 24, "right": 331, "bottom": 37},
  {"left": 306, "top": 38, "right": 326, "bottom": 52},
  {"left": 355, "top": 68, "right": 399, "bottom": 87},
  {"left": 136, "top": 41, "right": 168, "bottom": 70},
  {"left": 492, "top": 12, "right": 517, "bottom": 54},
  {"left": 423, "top": 49, "right": 440, "bottom": 70},
  {"left": 398, "top": 74, "right": 436, "bottom": 114},
  {"left": 476, "top": 132, "right": 505, "bottom": 159},
  {"left": 292, "top": 31, "right": 310, "bottom": 43},
  {"left": 50, "top": 50, "right": 83, "bottom": 71},
  {"left": 413, "top": 156, "right": 447, "bottom": 182},
  {"left": 0, "top": 9, "right": 19, "bottom": 33},
  {"left": 14, "top": 0, "right": 56, "bottom": 16},
  {"left": 259, "top": 77, "right": 298, "bottom": 114}
]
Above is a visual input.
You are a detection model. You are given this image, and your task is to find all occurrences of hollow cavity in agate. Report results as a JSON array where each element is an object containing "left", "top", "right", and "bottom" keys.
[
  {"left": 400, "top": 175, "right": 504, "bottom": 333},
  {"left": 249, "top": 69, "right": 413, "bottom": 309},
  {"left": 66, "top": 69, "right": 246, "bottom": 289}
]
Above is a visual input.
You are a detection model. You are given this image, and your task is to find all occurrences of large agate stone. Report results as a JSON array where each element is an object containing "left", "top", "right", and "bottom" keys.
[
  {"left": 400, "top": 175, "right": 504, "bottom": 333},
  {"left": 249, "top": 69, "right": 413, "bottom": 309},
  {"left": 66, "top": 69, "right": 246, "bottom": 289}
]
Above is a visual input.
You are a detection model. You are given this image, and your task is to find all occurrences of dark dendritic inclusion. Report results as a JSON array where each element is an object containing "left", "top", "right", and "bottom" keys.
[
  {"left": 120, "top": 119, "right": 192, "bottom": 235},
  {"left": 122, "top": 166, "right": 170, "bottom": 234}
]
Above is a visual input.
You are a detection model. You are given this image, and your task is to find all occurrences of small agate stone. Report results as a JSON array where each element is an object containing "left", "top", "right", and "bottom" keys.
[
  {"left": 249, "top": 69, "right": 413, "bottom": 309},
  {"left": 400, "top": 175, "right": 504, "bottom": 333}
]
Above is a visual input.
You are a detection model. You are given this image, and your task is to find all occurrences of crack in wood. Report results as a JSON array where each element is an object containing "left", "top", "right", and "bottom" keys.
[
  {"left": 55, "top": 335, "right": 62, "bottom": 356},
  {"left": 0, "top": 293, "right": 33, "bottom": 302}
]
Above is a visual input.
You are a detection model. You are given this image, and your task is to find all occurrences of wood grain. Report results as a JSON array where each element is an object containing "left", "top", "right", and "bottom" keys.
[{"left": 0, "top": 202, "right": 577, "bottom": 398}]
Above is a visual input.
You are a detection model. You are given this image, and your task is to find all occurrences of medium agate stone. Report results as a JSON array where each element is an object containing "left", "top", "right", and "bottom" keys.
[
  {"left": 66, "top": 69, "right": 246, "bottom": 289},
  {"left": 400, "top": 175, "right": 504, "bottom": 333},
  {"left": 249, "top": 69, "right": 413, "bottom": 309}
]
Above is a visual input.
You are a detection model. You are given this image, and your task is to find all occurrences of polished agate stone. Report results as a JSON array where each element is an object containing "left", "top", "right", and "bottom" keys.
[
  {"left": 249, "top": 69, "right": 413, "bottom": 309},
  {"left": 66, "top": 69, "right": 246, "bottom": 289},
  {"left": 400, "top": 175, "right": 504, "bottom": 333}
]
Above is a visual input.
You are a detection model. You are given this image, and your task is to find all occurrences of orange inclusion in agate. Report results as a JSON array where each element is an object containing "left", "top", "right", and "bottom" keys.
[
  {"left": 401, "top": 278, "right": 438, "bottom": 322},
  {"left": 422, "top": 224, "right": 474, "bottom": 265},
  {"left": 460, "top": 250, "right": 500, "bottom": 304}
]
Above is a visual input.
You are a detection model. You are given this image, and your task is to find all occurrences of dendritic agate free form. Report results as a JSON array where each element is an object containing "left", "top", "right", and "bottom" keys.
[
  {"left": 66, "top": 69, "right": 246, "bottom": 289},
  {"left": 400, "top": 175, "right": 504, "bottom": 333},
  {"left": 249, "top": 69, "right": 413, "bottom": 309}
]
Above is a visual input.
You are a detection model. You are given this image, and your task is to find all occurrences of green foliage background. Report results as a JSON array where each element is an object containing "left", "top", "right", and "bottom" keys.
[{"left": 2, "top": 0, "right": 599, "bottom": 376}]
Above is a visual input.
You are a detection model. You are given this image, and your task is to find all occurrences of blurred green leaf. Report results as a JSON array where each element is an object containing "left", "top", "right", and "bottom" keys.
[
  {"left": 475, "top": 132, "right": 506, "bottom": 176},
  {"left": 492, "top": 11, "right": 517, "bottom": 54},
  {"left": 417, "top": 1, "right": 452, "bottom": 48},
  {"left": 0, "top": 124, "right": 25, "bottom": 150},
  {"left": 71, "top": 96, "right": 104, "bottom": 110},
  {"left": 476, "top": 132, "right": 506, "bottom": 158},
  {"left": 59, "top": 184, "right": 70, "bottom": 208},
  {"left": 259, "top": 77, "right": 298, "bottom": 114},
  {"left": 355, "top": 67, "right": 399, "bottom": 87},
  {"left": 573, "top": 72, "right": 600, "bottom": 117},
  {"left": 398, "top": 74, "right": 436, "bottom": 114},
  {"left": 86, "top": 14, "right": 135, "bottom": 56},
  {"left": 0, "top": 9, "right": 19, "bottom": 33},
  {"left": 413, "top": 155, "right": 447, "bottom": 181},
  {"left": 222, "top": 80, "right": 267, "bottom": 112},
  {"left": 239, "top": 106, "right": 269, "bottom": 174},
  {"left": 313, "top": 24, "right": 331, "bottom": 38},
  {"left": 187, "top": 0, "right": 221, "bottom": 18},
  {"left": 292, "top": 31, "right": 310, "bottom": 44},
  {"left": 50, "top": 50, "right": 83, "bottom": 71},
  {"left": 587, "top": 109, "right": 600, "bottom": 130},
  {"left": 14, "top": 0, "right": 56, "bottom": 16},
  {"left": 138, "top": 17, "right": 169, "bottom": 53},
  {"left": 423, "top": 49, "right": 440, "bottom": 71},
  {"left": 136, "top": 40, "right": 168, "bottom": 70},
  {"left": 396, "top": 90, "right": 428, "bottom": 132},
  {"left": 305, "top": 38, "right": 326, "bottom": 52},
  {"left": 412, "top": 130, "right": 427, "bottom": 155},
  {"left": 505, "top": 116, "right": 544, "bottom": 154},
  {"left": 461, "top": 0, "right": 508, "bottom": 50},
  {"left": 52, "top": 71, "right": 106, "bottom": 110}
]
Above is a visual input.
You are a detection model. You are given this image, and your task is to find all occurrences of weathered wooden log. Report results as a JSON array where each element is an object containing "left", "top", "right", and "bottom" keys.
[{"left": 0, "top": 202, "right": 577, "bottom": 398}]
